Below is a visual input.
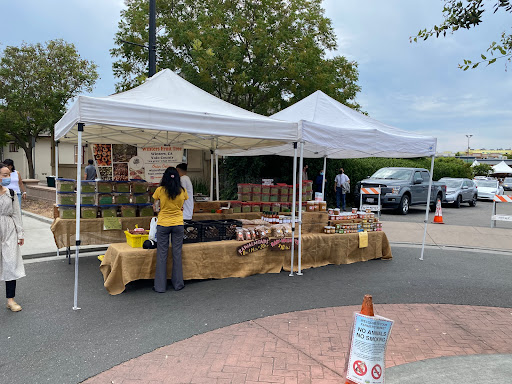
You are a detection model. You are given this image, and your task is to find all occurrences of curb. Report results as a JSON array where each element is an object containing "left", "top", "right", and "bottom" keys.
[
  {"left": 22, "top": 210, "right": 53, "bottom": 224},
  {"left": 23, "top": 246, "right": 108, "bottom": 260}
]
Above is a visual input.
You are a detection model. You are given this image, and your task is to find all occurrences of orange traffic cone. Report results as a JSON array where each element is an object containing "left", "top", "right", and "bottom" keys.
[{"left": 433, "top": 199, "right": 444, "bottom": 224}]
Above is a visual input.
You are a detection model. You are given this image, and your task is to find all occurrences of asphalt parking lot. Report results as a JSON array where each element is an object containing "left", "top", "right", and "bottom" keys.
[{"left": 377, "top": 191, "right": 512, "bottom": 229}]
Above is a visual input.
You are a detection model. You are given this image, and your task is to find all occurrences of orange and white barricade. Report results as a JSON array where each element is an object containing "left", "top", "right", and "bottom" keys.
[
  {"left": 491, "top": 194, "right": 512, "bottom": 228},
  {"left": 360, "top": 187, "right": 381, "bottom": 217}
]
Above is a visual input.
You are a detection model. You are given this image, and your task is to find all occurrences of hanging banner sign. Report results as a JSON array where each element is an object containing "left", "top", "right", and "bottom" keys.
[
  {"left": 237, "top": 238, "right": 269, "bottom": 256},
  {"left": 269, "top": 237, "right": 298, "bottom": 251},
  {"left": 346, "top": 313, "right": 394, "bottom": 384},
  {"left": 137, "top": 146, "right": 184, "bottom": 183}
]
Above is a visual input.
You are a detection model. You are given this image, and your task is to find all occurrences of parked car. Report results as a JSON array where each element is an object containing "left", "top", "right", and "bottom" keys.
[
  {"left": 502, "top": 177, "right": 512, "bottom": 191},
  {"left": 439, "top": 178, "right": 478, "bottom": 208},
  {"left": 474, "top": 179, "right": 504, "bottom": 200},
  {"left": 354, "top": 167, "right": 446, "bottom": 215}
]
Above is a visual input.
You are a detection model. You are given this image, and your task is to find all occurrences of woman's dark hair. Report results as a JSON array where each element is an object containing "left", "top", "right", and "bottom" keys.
[
  {"left": 160, "top": 167, "right": 184, "bottom": 199},
  {"left": 0, "top": 162, "right": 8, "bottom": 171},
  {"left": 3, "top": 159, "right": 15, "bottom": 171}
]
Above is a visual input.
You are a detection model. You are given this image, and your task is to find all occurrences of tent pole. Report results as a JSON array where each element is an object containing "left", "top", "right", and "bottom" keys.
[
  {"left": 215, "top": 152, "right": 220, "bottom": 201},
  {"left": 420, "top": 154, "right": 435, "bottom": 261},
  {"left": 73, "top": 123, "right": 84, "bottom": 310},
  {"left": 321, "top": 155, "right": 327, "bottom": 199},
  {"left": 55, "top": 141, "right": 60, "bottom": 258},
  {"left": 210, "top": 150, "right": 214, "bottom": 201},
  {"left": 289, "top": 142, "right": 298, "bottom": 276},
  {"left": 297, "top": 141, "right": 304, "bottom": 275}
]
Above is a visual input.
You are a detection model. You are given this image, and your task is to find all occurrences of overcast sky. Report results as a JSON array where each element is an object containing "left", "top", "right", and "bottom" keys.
[{"left": 1, "top": 0, "right": 510, "bottom": 152}]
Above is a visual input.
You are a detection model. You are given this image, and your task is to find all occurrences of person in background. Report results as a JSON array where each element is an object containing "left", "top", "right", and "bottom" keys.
[
  {"left": 152, "top": 167, "right": 188, "bottom": 293},
  {"left": 0, "top": 162, "right": 25, "bottom": 312},
  {"left": 334, "top": 168, "right": 350, "bottom": 211},
  {"left": 314, "top": 170, "right": 327, "bottom": 194},
  {"left": 2, "top": 159, "right": 27, "bottom": 211},
  {"left": 176, "top": 163, "right": 194, "bottom": 221},
  {"left": 302, "top": 164, "right": 309, "bottom": 181},
  {"left": 84, "top": 159, "right": 97, "bottom": 180}
]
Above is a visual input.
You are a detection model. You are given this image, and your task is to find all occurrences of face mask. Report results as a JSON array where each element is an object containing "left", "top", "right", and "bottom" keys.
[
  {"left": 1, "top": 178, "right": 11, "bottom": 187},
  {"left": 320, "top": 172, "right": 324, "bottom": 176}
]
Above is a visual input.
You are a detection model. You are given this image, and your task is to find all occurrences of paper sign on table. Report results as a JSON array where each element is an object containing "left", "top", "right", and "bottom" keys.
[
  {"left": 346, "top": 313, "right": 393, "bottom": 384},
  {"left": 359, "top": 231, "right": 368, "bottom": 248}
]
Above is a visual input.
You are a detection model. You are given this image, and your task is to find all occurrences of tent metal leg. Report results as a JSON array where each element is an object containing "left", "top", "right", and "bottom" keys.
[
  {"left": 73, "top": 124, "right": 84, "bottom": 311},
  {"left": 215, "top": 152, "right": 220, "bottom": 201},
  {"left": 210, "top": 150, "right": 214, "bottom": 201},
  {"left": 297, "top": 141, "right": 304, "bottom": 275},
  {"left": 290, "top": 143, "right": 298, "bottom": 276},
  {"left": 321, "top": 156, "right": 327, "bottom": 199},
  {"left": 420, "top": 155, "right": 435, "bottom": 261}
]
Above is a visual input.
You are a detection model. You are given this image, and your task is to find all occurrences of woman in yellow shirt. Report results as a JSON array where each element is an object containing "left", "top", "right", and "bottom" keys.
[{"left": 152, "top": 167, "right": 189, "bottom": 293}]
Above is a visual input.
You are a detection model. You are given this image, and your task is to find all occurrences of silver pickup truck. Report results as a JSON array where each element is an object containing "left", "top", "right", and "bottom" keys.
[{"left": 354, "top": 167, "right": 447, "bottom": 215}]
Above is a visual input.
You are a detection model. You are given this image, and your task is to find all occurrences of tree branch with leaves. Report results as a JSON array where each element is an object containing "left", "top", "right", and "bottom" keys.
[{"left": 411, "top": 0, "right": 512, "bottom": 70}]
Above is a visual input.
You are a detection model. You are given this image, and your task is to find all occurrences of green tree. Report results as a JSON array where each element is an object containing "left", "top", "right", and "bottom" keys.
[
  {"left": 472, "top": 163, "right": 493, "bottom": 176},
  {"left": 0, "top": 40, "right": 98, "bottom": 178},
  {"left": 111, "top": 0, "right": 361, "bottom": 115},
  {"left": 412, "top": 0, "right": 512, "bottom": 69}
]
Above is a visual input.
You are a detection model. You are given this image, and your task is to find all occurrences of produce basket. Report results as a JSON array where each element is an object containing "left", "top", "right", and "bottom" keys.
[
  {"left": 220, "top": 219, "right": 242, "bottom": 240},
  {"left": 124, "top": 229, "right": 149, "bottom": 248},
  {"left": 183, "top": 221, "right": 202, "bottom": 243},
  {"left": 199, "top": 220, "right": 223, "bottom": 242}
]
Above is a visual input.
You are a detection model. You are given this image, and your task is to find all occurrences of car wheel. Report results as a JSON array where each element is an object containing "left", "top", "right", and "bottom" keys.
[
  {"left": 469, "top": 194, "right": 477, "bottom": 207},
  {"left": 454, "top": 195, "right": 462, "bottom": 208},
  {"left": 397, "top": 195, "right": 409, "bottom": 215}
]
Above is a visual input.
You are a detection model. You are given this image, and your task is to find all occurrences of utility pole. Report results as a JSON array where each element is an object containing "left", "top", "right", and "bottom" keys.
[
  {"left": 466, "top": 134, "right": 473, "bottom": 156},
  {"left": 148, "top": 0, "right": 156, "bottom": 77}
]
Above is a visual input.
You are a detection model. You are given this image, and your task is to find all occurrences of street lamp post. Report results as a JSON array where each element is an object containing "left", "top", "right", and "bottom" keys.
[{"left": 466, "top": 134, "right": 473, "bottom": 156}]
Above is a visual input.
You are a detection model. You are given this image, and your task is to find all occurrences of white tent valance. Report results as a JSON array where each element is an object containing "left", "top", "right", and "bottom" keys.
[
  {"left": 55, "top": 69, "right": 298, "bottom": 150},
  {"left": 218, "top": 91, "right": 436, "bottom": 158}
]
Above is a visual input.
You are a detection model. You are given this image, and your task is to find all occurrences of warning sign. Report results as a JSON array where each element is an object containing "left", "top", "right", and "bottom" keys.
[{"left": 345, "top": 313, "right": 393, "bottom": 384}]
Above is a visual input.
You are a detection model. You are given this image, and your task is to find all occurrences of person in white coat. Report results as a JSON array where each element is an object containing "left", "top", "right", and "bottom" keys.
[
  {"left": 0, "top": 162, "right": 25, "bottom": 312},
  {"left": 177, "top": 163, "right": 194, "bottom": 221}
]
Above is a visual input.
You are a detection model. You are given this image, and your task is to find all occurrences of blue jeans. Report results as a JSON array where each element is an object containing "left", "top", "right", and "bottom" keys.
[
  {"left": 17, "top": 193, "right": 22, "bottom": 215},
  {"left": 336, "top": 187, "right": 346, "bottom": 210}
]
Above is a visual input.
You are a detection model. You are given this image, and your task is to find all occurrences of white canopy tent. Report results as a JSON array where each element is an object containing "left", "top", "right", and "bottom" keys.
[
  {"left": 219, "top": 91, "right": 437, "bottom": 270},
  {"left": 492, "top": 161, "right": 512, "bottom": 175},
  {"left": 55, "top": 69, "right": 299, "bottom": 309},
  {"left": 471, "top": 160, "right": 480, "bottom": 167}
]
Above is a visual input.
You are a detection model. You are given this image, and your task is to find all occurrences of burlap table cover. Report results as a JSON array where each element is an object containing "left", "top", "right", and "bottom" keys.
[
  {"left": 100, "top": 231, "right": 392, "bottom": 295},
  {"left": 51, "top": 217, "right": 154, "bottom": 248}
]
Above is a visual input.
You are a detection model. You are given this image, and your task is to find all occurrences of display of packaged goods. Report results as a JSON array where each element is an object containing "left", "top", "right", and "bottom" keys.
[
  {"left": 97, "top": 181, "right": 114, "bottom": 193},
  {"left": 261, "top": 185, "right": 271, "bottom": 194},
  {"left": 238, "top": 184, "right": 251, "bottom": 193},
  {"left": 270, "top": 193, "right": 279, "bottom": 202},
  {"left": 261, "top": 193, "right": 270, "bottom": 202},
  {"left": 251, "top": 202, "right": 261, "bottom": 212},
  {"left": 323, "top": 225, "right": 336, "bottom": 234},
  {"left": 130, "top": 180, "right": 148, "bottom": 194},
  {"left": 81, "top": 205, "right": 98, "bottom": 219},
  {"left": 305, "top": 180, "right": 313, "bottom": 191},
  {"left": 58, "top": 205, "right": 76, "bottom": 219},
  {"left": 56, "top": 178, "right": 76, "bottom": 193},
  {"left": 148, "top": 184, "right": 159, "bottom": 194},
  {"left": 120, "top": 204, "right": 137, "bottom": 217},
  {"left": 254, "top": 226, "right": 269, "bottom": 239},
  {"left": 81, "top": 180, "right": 96, "bottom": 193},
  {"left": 239, "top": 192, "right": 251, "bottom": 201},
  {"left": 242, "top": 202, "right": 252, "bottom": 213},
  {"left": 221, "top": 219, "right": 242, "bottom": 240},
  {"left": 270, "top": 185, "right": 279, "bottom": 194},
  {"left": 235, "top": 227, "right": 245, "bottom": 241},
  {"left": 306, "top": 192, "right": 313, "bottom": 201},
  {"left": 132, "top": 194, "right": 149, "bottom": 204},
  {"left": 114, "top": 193, "right": 131, "bottom": 204},
  {"left": 277, "top": 184, "right": 289, "bottom": 195},
  {"left": 319, "top": 201, "right": 327, "bottom": 211},
  {"left": 138, "top": 204, "right": 154, "bottom": 217},
  {"left": 252, "top": 184, "right": 261, "bottom": 194},
  {"left": 279, "top": 194, "right": 288, "bottom": 203},
  {"left": 307, "top": 201, "right": 315, "bottom": 212},
  {"left": 183, "top": 221, "right": 202, "bottom": 243},
  {"left": 271, "top": 202, "right": 281, "bottom": 212},
  {"left": 81, "top": 193, "right": 96, "bottom": 205},
  {"left": 97, "top": 194, "right": 113, "bottom": 205},
  {"left": 99, "top": 205, "right": 118, "bottom": 218},
  {"left": 280, "top": 202, "right": 291, "bottom": 212},
  {"left": 252, "top": 193, "right": 261, "bottom": 202},
  {"left": 114, "top": 181, "right": 131, "bottom": 193},
  {"left": 261, "top": 203, "right": 271, "bottom": 211},
  {"left": 231, "top": 201, "right": 242, "bottom": 213},
  {"left": 57, "top": 192, "right": 76, "bottom": 205},
  {"left": 200, "top": 220, "right": 222, "bottom": 242}
]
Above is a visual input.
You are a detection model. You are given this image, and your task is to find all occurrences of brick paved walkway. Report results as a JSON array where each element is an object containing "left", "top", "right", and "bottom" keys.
[{"left": 84, "top": 304, "right": 512, "bottom": 384}]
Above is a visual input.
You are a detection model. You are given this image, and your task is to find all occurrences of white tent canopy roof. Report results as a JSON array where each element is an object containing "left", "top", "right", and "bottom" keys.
[
  {"left": 471, "top": 160, "right": 480, "bottom": 167},
  {"left": 492, "top": 161, "right": 512, "bottom": 174},
  {"left": 55, "top": 69, "right": 298, "bottom": 150},
  {"left": 218, "top": 91, "right": 436, "bottom": 158}
]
